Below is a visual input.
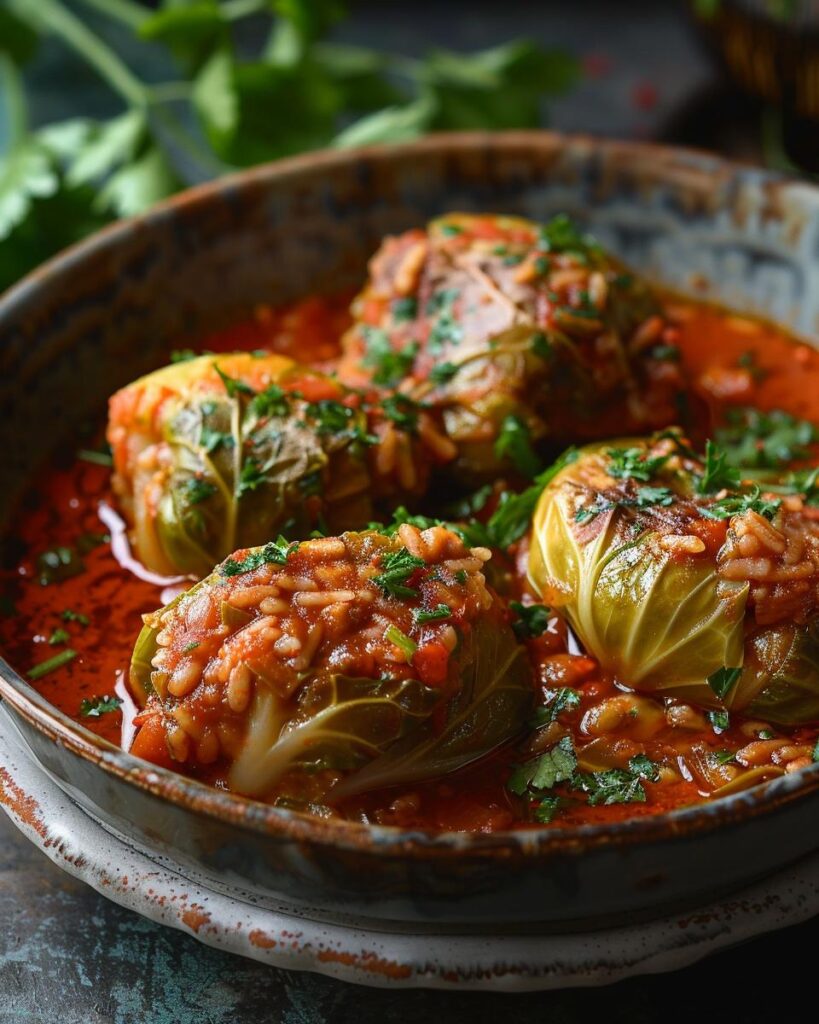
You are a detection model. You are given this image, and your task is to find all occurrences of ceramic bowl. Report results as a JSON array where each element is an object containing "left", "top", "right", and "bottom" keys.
[{"left": 3, "top": 132, "right": 819, "bottom": 929}]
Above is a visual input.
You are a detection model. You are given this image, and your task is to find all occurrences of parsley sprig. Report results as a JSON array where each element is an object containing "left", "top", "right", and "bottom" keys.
[
  {"left": 372, "top": 547, "right": 426, "bottom": 599},
  {"left": 0, "top": 5, "right": 578, "bottom": 293}
]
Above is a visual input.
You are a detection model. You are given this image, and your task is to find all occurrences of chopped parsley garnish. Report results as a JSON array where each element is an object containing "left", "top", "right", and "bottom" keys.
[
  {"left": 483, "top": 446, "right": 579, "bottom": 549},
  {"left": 183, "top": 477, "right": 217, "bottom": 505},
  {"left": 536, "top": 214, "right": 599, "bottom": 260},
  {"left": 220, "top": 537, "right": 299, "bottom": 577},
  {"left": 79, "top": 694, "right": 122, "bottom": 718},
  {"left": 510, "top": 601, "right": 550, "bottom": 640},
  {"left": 200, "top": 425, "right": 232, "bottom": 454},
  {"left": 372, "top": 548, "right": 426, "bottom": 599},
  {"left": 438, "top": 222, "right": 463, "bottom": 236},
  {"left": 48, "top": 628, "right": 71, "bottom": 646},
  {"left": 531, "top": 332, "right": 552, "bottom": 360},
  {"left": 382, "top": 394, "right": 422, "bottom": 433},
  {"left": 391, "top": 296, "right": 418, "bottom": 322},
  {"left": 183, "top": 641, "right": 200, "bottom": 653},
  {"left": 532, "top": 796, "right": 566, "bottom": 823},
  {"left": 28, "top": 648, "right": 77, "bottom": 680},
  {"left": 76, "top": 532, "right": 110, "bottom": 555},
  {"left": 414, "top": 603, "right": 452, "bottom": 624},
  {"left": 77, "top": 446, "right": 113, "bottom": 467},
  {"left": 170, "top": 349, "right": 198, "bottom": 363},
  {"left": 429, "top": 361, "right": 459, "bottom": 385},
  {"left": 37, "top": 546, "right": 85, "bottom": 586},
  {"left": 532, "top": 687, "right": 581, "bottom": 725},
  {"left": 787, "top": 466, "right": 819, "bottom": 506},
  {"left": 700, "top": 486, "right": 781, "bottom": 522},
  {"left": 214, "top": 365, "right": 255, "bottom": 398},
  {"left": 575, "top": 486, "right": 674, "bottom": 524},
  {"left": 715, "top": 406, "right": 818, "bottom": 470},
  {"left": 707, "top": 665, "right": 742, "bottom": 700},
  {"left": 606, "top": 446, "right": 669, "bottom": 482},
  {"left": 306, "top": 399, "right": 356, "bottom": 435},
  {"left": 649, "top": 344, "right": 680, "bottom": 362},
  {"left": 507, "top": 736, "right": 577, "bottom": 795},
  {"left": 61, "top": 609, "right": 89, "bottom": 626},
  {"left": 384, "top": 624, "right": 417, "bottom": 659},
  {"left": 495, "top": 414, "right": 541, "bottom": 478},
  {"left": 709, "top": 750, "right": 737, "bottom": 766},
  {"left": 572, "top": 766, "right": 648, "bottom": 806},
  {"left": 426, "top": 289, "right": 462, "bottom": 353},
  {"left": 362, "top": 328, "right": 419, "bottom": 387},
  {"left": 251, "top": 383, "right": 289, "bottom": 418},
  {"left": 708, "top": 709, "right": 730, "bottom": 732},
  {"left": 237, "top": 459, "right": 268, "bottom": 497},
  {"left": 698, "top": 440, "right": 741, "bottom": 494},
  {"left": 628, "top": 753, "right": 660, "bottom": 781}
]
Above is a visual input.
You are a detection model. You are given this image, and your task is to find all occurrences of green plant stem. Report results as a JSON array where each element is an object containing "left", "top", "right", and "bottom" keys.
[
  {"left": 149, "top": 83, "right": 194, "bottom": 104},
  {"left": 75, "top": 0, "right": 146, "bottom": 30},
  {"left": 221, "top": 0, "right": 270, "bottom": 20},
  {"left": 0, "top": 55, "right": 28, "bottom": 148},
  {"left": 26, "top": 0, "right": 148, "bottom": 107}
]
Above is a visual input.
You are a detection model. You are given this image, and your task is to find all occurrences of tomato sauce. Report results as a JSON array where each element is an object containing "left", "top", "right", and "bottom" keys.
[{"left": 2, "top": 291, "right": 819, "bottom": 832}]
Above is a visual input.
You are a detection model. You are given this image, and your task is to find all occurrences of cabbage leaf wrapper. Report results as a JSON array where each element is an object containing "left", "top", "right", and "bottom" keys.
[
  {"left": 339, "top": 212, "right": 684, "bottom": 483},
  {"left": 128, "top": 527, "right": 533, "bottom": 803},
  {"left": 108, "top": 353, "right": 372, "bottom": 577},
  {"left": 528, "top": 434, "right": 819, "bottom": 723}
]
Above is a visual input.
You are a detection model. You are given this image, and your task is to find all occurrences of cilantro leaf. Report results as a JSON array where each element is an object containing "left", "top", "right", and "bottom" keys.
[
  {"left": 532, "top": 687, "right": 581, "bottom": 725},
  {"left": 510, "top": 600, "right": 550, "bottom": 640},
  {"left": 507, "top": 736, "right": 577, "bottom": 795},
  {"left": 220, "top": 537, "right": 299, "bottom": 576},
  {"left": 698, "top": 440, "right": 741, "bottom": 494}
]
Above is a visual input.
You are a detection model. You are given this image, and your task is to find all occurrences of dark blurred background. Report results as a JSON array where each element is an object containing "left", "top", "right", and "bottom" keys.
[{"left": 1, "top": 1, "right": 817, "bottom": 1021}]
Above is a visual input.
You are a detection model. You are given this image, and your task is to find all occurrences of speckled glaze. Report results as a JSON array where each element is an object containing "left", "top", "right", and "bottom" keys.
[
  {"left": 4, "top": 710, "right": 819, "bottom": 990},
  {"left": 3, "top": 133, "right": 819, "bottom": 929}
]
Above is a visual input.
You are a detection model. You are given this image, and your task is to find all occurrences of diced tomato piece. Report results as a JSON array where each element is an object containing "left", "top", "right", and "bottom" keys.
[{"left": 413, "top": 640, "right": 450, "bottom": 687}]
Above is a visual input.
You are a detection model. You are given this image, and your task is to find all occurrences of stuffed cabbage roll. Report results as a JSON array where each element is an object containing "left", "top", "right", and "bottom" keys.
[
  {"left": 528, "top": 432, "right": 819, "bottom": 724},
  {"left": 339, "top": 213, "right": 684, "bottom": 482},
  {"left": 128, "top": 525, "right": 533, "bottom": 804},
  {"left": 107, "top": 353, "right": 372, "bottom": 577}
]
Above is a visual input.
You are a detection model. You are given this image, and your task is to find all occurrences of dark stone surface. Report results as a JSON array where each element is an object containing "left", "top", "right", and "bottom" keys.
[{"left": 0, "top": 2, "right": 808, "bottom": 1021}]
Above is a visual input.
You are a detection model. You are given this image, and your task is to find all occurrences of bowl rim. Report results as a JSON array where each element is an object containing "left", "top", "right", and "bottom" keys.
[{"left": 2, "top": 128, "right": 818, "bottom": 861}]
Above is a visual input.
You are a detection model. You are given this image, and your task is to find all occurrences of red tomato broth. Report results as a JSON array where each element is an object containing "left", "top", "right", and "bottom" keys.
[{"left": 2, "top": 292, "right": 819, "bottom": 831}]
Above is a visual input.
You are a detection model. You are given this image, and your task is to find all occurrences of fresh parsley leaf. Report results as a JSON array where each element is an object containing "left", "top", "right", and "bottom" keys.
[
  {"left": 61, "top": 609, "right": 89, "bottom": 626},
  {"left": 236, "top": 459, "right": 267, "bottom": 497},
  {"left": 532, "top": 687, "right": 581, "bottom": 726},
  {"left": 707, "top": 666, "right": 742, "bottom": 700},
  {"left": 362, "top": 327, "right": 418, "bottom": 387},
  {"left": 220, "top": 537, "right": 299, "bottom": 576},
  {"left": 382, "top": 394, "right": 422, "bottom": 433},
  {"left": 698, "top": 440, "right": 741, "bottom": 494},
  {"left": 700, "top": 486, "right": 781, "bottom": 522},
  {"left": 79, "top": 694, "right": 122, "bottom": 718},
  {"left": 183, "top": 477, "right": 217, "bottom": 505},
  {"left": 215, "top": 365, "right": 255, "bottom": 398},
  {"left": 391, "top": 296, "right": 418, "bottom": 322},
  {"left": 483, "top": 446, "right": 578, "bottom": 549},
  {"left": 413, "top": 603, "right": 451, "bottom": 624},
  {"left": 48, "top": 627, "right": 71, "bottom": 646},
  {"left": 606, "top": 446, "right": 669, "bottom": 483},
  {"left": 495, "top": 414, "right": 541, "bottom": 478},
  {"left": 251, "top": 383, "right": 289, "bottom": 418},
  {"left": 507, "top": 736, "right": 577, "bottom": 795},
  {"left": 572, "top": 767, "right": 647, "bottom": 806},
  {"left": 708, "top": 709, "right": 730, "bottom": 732},
  {"left": 531, "top": 331, "right": 552, "bottom": 359},
  {"left": 510, "top": 600, "right": 550, "bottom": 640},
  {"left": 628, "top": 753, "right": 660, "bottom": 781},
  {"left": 715, "top": 407, "right": 818, "bottom": 470},
  {"left": 533, "top": 795, "right": 566, "bottom": 823},
  {"left": 429, "top": 361, "right": 459, "bottom": 385},
  {"left": 373, "top": 547, "right": 426, "bottom": 599},
  {"left": 200, "top": 425, "right": 232, "bottom": 454},
  {"left": 36, "top": 545, "right": 84, "bottom": 586},
  {"left": 171, "top": 349, "right": 198, "bottom": 363},
  {"left": 537, "top": 213, "right": 598, "bottom": 260}
]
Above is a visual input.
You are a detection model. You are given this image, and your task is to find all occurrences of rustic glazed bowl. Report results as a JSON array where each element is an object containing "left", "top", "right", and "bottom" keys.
[{"left": 3, "top": 132, "right": 819, "bottom": 929}]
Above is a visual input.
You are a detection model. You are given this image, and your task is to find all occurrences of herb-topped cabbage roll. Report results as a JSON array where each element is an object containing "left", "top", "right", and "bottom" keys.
[
  {"left": 128, "top": 525, "right": 533, "bottom": 804},
  {"left": 107, "top": 353, "right": 372, "bottom": 577},
  {"left": 339, "top": 213, "right": 684, "bottom": 482},
  {"left": 528, "top": 432, "right": 819, "bottom": 724}
]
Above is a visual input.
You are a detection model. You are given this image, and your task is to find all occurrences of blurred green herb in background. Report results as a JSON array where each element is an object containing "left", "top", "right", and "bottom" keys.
[{"left": 0, "top": 0, "right": 578, "bottom": 293}]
